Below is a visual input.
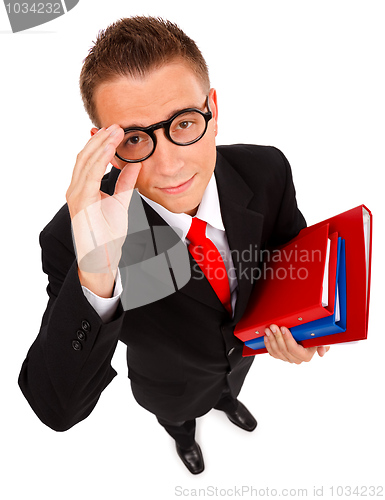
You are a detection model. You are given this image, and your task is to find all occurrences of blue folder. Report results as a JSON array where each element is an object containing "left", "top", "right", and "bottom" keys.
[{"left": 245, "top": 238, "right": 347, "bottom": 351}]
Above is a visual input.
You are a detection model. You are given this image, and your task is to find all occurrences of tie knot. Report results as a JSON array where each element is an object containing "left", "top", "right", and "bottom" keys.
[{"left": 187, "top": 217, "right": 207, "bottom": 245}]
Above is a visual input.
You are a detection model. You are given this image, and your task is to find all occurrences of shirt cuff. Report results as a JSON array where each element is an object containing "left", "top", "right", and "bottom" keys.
[{"left": 81, "top": 269, "right": 122, "bottom": 323}]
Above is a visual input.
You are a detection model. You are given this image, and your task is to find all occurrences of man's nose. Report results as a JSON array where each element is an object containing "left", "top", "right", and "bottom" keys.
[{"left": 149, "top": 129, "right": 184, "bottom": 175}]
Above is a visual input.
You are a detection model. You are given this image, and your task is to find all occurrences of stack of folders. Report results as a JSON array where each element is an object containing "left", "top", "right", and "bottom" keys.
[{"left": 234, "top": 205, "right": 372, "bottom": 357}]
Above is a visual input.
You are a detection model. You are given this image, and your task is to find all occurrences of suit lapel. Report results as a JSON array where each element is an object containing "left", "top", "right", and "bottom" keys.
[
  {"left": 215, "top": 151, "right": 265, "bottom": 323},
  {"left": 125, "top": 150, "right": 265, "bottom": 318},
  {"left": 141, "top": 195, "right": 225, "bottom": 313}
]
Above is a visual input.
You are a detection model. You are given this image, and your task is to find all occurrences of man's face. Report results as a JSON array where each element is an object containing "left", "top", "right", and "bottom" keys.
[{"left": 92, "top": 61, "right": 218, "bottom": 216}]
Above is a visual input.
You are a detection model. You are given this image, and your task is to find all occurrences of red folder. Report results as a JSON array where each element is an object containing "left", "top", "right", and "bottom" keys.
[
  {"left": 235, "top": 224, "right": 339, "bottom": 342},
  {"left": 235, "top": 205, "right": 372, "bottom": 356}
]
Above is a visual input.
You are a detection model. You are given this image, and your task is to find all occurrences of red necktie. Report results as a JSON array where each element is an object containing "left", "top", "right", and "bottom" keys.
[{"left": 187, "top": 217, "right": 232, "bottom": 315}]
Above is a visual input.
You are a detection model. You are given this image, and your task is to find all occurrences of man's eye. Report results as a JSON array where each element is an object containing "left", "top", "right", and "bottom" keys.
[
  {"left": 176, "top": 120, "right": 193, "bottom": 130},
  {"left": 126, "top": 135, "right": 142, "bottom": 145}
]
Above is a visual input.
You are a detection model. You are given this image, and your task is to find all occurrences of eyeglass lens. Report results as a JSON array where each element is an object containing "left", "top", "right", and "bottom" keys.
[{"left": 116, "top": 110, "right": 207, "bottom": 162}]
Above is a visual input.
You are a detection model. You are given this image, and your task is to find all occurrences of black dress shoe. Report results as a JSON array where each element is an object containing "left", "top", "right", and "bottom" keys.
[
  {"left": 176, "top": 441, "right": 205, "bottom": 474},
  {"left": 225, "top": 401, "right": 257, "bottom": 432}
]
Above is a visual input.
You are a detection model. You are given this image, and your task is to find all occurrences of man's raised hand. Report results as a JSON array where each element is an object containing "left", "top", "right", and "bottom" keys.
[{"left": 66, "top": 124, "right": 142, "bottom": 297}]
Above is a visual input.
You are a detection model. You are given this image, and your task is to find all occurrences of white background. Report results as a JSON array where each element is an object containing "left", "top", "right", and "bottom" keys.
[{"left": 1, "top": 1, "right": 384, "bottom": 499}]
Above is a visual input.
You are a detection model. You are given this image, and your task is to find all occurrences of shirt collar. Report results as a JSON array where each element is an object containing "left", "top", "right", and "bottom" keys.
[{"left": 138, "top": 174, "right": 225, "bottom": 241}]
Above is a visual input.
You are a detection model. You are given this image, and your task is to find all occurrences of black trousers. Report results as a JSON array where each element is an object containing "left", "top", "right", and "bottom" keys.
[{"left": 156, "top": 389, "right": 239, "bottom": 448}]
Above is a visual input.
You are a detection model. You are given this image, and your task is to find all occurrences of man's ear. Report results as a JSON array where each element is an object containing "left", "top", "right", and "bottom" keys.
[{"left": 209, "top": 88, "right": 219, "bottom": 136}]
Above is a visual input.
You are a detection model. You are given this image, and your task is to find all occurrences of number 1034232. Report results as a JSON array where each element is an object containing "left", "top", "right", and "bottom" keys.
[
  {"left": 329, "top": 485, "right": 384, "bottom": 496},
  {"left": 5, "top": 3, "right": 62, "bottom": 14}
]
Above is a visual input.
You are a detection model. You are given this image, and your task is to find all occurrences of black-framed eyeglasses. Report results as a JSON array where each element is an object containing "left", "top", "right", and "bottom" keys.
[{"left": 114, "top": 96, "right": 212, "bottom": 163}]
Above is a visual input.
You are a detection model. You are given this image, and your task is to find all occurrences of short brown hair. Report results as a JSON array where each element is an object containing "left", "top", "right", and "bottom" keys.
[{"left": 80, "top": 16, "right": 210, "bottom": 127}]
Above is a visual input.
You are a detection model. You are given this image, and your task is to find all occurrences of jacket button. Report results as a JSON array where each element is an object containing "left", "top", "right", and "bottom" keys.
[
  {"left": 227, "top": 348, "right": 235, "bottom": 356},
  {"left": 81, "top": 320, "right": 91, "bottom": 333},
  {"left": 72, "top": 340, "right": 82, "bottom": 351},
  {"left": 77, "top": 330, "right": 86, "bottom": 341}
]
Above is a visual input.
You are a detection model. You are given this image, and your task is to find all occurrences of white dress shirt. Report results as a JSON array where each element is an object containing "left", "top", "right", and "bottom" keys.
[{"left": 82, "top": 174, "right": 238, "bottom": 321}]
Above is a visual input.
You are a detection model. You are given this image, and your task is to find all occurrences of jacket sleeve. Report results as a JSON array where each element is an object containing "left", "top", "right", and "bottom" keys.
[
  {"left": 267, "top": 147, "right": 307, "bottom": 247},
  {"left": 18, "top": 225, "right": 125, "bottom": 431}
]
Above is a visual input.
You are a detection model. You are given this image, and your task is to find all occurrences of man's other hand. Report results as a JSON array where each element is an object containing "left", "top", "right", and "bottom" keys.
[{"left": 264, "top": 324, "right": 330, "bottom": 364}]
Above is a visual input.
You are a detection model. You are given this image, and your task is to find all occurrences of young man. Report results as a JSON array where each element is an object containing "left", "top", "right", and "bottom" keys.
[{"left": 18, "top": 17, "right": 329, "bottom": 474}]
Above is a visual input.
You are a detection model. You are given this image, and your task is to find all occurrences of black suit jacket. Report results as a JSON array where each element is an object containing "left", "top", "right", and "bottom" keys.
[{"left": 18, "top": 144, "right": 306, "bottom": 430}]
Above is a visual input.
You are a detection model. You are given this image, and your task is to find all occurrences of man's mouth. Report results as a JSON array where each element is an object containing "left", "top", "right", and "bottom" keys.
[{"left": 157, "top": 175, "right": 195, "bottom": 195}]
